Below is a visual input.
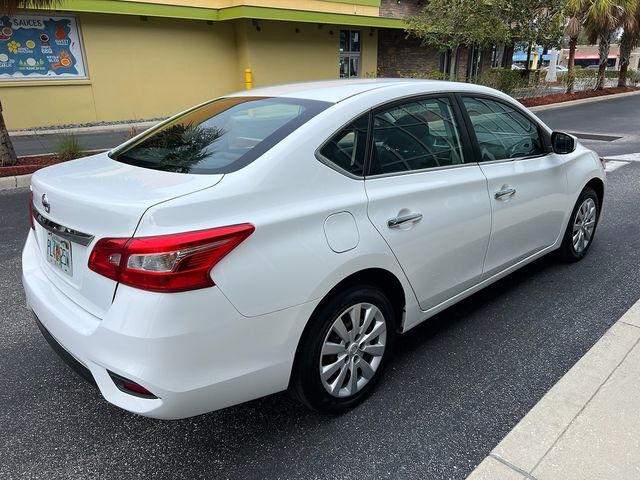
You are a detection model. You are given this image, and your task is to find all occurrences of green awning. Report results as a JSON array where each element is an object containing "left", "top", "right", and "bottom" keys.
[{"left": 53, "top": 0, "right": 406, "bottom": 28}]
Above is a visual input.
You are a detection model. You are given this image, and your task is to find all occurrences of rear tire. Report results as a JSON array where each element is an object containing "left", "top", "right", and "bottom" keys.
[
  {"left": 290, "top": 285, "right": 396, "bottom": 413},
  {"left": 557, "top": 187, "right": 600, "bottom": 262}
]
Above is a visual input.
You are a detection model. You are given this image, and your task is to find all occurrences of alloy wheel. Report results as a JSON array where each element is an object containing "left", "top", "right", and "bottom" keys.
[
  {"left": 572, "top": 197, "right": 597, "bottom": 253},
  {"left": 319, "top": 303, "right": 387, "bottom": 398}
]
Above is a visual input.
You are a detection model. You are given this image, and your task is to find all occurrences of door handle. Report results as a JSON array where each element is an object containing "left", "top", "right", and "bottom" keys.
[
  {"left": 495, "top": 186, "right": 516, "bottom": 200},
  {"left": 387, "top": 212, "right": 423, "bottom": 229}
]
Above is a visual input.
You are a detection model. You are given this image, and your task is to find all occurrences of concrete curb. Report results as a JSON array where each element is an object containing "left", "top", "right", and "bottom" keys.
[
  {"left": 467, "top": 297, "right": 640, "bottom": 480},
  {"left": 0, "top": 174, "right": 31, "bottom": 191},
  {"left": 528, "top": 89, "right": 640, "bottom": 112},
  {"left": 8, "top": 120, "right": 160, "bottom": 138},
  {"left": 0, "top": 149, "right": 109, "bottom": 192}
]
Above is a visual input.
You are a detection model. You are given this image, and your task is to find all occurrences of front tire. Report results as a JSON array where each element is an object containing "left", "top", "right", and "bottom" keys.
[
  {"left": 558, "top": 187, "right": 600, "bottom": 262},
  {"left": 290, "top": 285, "right": 396, "bottom": 413}
]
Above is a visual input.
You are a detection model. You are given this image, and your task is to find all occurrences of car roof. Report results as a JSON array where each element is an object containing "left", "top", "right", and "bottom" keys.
[{"left": 229, "top": 78, "right": 501, "bottom": 103}]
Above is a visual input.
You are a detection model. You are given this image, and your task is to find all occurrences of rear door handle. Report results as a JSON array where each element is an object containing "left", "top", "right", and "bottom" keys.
[
  {"left": 495, "top": 186, "right": 516, "bottom": 200},
  {"left": 387, "top": 212, "right": 423, "bottom": 229}
]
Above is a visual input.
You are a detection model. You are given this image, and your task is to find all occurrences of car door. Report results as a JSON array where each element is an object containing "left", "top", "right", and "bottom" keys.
[
  {"left": 364, "top": 95, "right": 492, "bottom": 312},
  {"left": 458, "top": 95, "right": 568, "bottom": 278}
]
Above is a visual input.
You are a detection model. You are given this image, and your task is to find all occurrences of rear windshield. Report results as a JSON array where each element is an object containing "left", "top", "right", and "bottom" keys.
[{"left": 110, "top": 96, "right": 331, "bottom": 174}]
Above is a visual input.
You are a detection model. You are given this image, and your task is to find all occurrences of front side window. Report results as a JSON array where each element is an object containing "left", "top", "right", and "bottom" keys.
[
  {"left": 319, "top": 114, "right": 368, "bottom": 176},
  {"left": 462, "top": 97, "right": 544, "bottom": 162},
  {"left": 340, "top": 30, "right": 361, "bottom": 78},
  {"left": 370, "top": 97, "right": 464, "bottom": 175},
  {"left": 110, "top": 97, "right": 330, "bottom": 174}
]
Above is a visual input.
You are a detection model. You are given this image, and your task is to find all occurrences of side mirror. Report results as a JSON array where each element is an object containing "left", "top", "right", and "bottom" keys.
[{"left": 551, "top": 131, "right": 577, "bottom": 154}]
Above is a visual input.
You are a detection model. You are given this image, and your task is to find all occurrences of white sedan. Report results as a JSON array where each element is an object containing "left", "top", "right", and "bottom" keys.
[{"left": 23, "top": 79, "right": 605, "bottom": 419}]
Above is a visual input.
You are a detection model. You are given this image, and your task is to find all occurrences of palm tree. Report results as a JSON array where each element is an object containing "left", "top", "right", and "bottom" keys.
[
  {"left": 618, "top": 2, "right": 640, "bottom": 86},
  {"left": 563, "top": 0, "right": 635, "bottom": 93},
  {"left": 0, "top": 0, "right": 60, "bottom": 166},
  {"left": 564, "top": 0, "right": 589, "bottom": 94},
  {"left": 584, "top": 0, "right": 635, "bottom": 90}
]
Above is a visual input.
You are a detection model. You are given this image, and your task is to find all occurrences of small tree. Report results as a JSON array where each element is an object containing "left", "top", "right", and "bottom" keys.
[
  {"left": 0, "top": 0, "right": 60, "bottom": 166},
  {"left": 405, "top": 0, "right": 512, "bottom": 80},
  {"left": 405, "top": 0, "right": 564, "bottom": 81}
]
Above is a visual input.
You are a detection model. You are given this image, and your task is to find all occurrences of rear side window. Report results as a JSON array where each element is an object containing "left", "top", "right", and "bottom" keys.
[
  {"left": 370, "top": 97, "right": 464, "bottom": 175},
  {"left": 462, "top": 96, "right": 544, "bottom": 161},
  {"left": 319, "top": 114, "right": 369, "bottom": 176},
  {"left": 110, "top": 96, "right": 330, "bottom": 174}
]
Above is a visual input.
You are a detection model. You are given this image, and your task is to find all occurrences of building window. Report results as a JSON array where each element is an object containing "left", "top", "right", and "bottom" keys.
[{"left": 340, "top": 30, "right": 361, "bottom": 78}]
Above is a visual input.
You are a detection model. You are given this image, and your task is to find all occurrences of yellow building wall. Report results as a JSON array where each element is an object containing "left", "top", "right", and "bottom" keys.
[
  {"left": 361, "top": 27, "right": 378, "bottom": 76},
  {"left": 239, "top": 19, "right": 338, "bottom": 87},
  {"left": 1, "top": 13, "right": 239, "bottom": 129},
  {"left": 238, "top": 20, "right": 378, "bottom": 87},
  {"left": 84, "top": 14, "right": 239, "bottom": 122},
  {"left": 1, "top": 14, "right": 378, "bottom": 130}
]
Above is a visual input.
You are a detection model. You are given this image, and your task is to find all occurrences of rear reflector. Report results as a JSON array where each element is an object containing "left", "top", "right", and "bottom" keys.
[
  {"left": 88, "top": 224, "right": 255, "bottom": 293},
  {"left": 28, "top": 191, "right": 35, "bottom": 230},
  {"left": 108, "top": 371, "right": 157, "bottom": 399}
]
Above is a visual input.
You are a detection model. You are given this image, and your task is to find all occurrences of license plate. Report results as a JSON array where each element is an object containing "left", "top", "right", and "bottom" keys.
[{"left": 46, "top": 232, "right": 73, "bottom": 276}]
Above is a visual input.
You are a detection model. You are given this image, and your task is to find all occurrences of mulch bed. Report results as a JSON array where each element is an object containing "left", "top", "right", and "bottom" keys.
[
  {"left": 520, "top": 86, "right": 640, "bottom": 107},
  {"left": 0, "top": 150, "right": 105, "bottom": 178}
]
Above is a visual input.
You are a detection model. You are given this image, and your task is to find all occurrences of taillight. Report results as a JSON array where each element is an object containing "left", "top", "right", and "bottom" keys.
[
  {"left": 88, "top": 224, "right": 255, "bottom": 293},
  {"left": 28, "top": 190, "right": 35, "bottom": 230}
]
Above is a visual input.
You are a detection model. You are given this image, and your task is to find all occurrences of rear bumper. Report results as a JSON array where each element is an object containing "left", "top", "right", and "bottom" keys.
[
  {"left": 33, "top": 313, "right": 97, "bottom": 388},
  {"left": 23, "top": 231, "right": 318, "bottom": 419}
]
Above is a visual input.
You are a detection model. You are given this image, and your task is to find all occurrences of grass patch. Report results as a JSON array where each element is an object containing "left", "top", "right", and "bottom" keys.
[{"left": 56, "top": 134, "right": 84, "bottom": 162}]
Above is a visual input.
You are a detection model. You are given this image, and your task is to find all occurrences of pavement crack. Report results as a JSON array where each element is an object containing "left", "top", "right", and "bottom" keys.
[
  {"left": 489, "top": 453, "right": 538, "bottom": 479},
  {"left": 619, "top": 320, "right": 640, "bottom": 330}
]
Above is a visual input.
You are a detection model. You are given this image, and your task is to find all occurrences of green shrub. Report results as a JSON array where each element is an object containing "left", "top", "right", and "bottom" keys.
[
  {"left": 126, "top": 126, "right": 139, "bottom": 140},
  {"left": 397, "top": 70, "right": 450, "bottom": 80},
  {"left": 56, "top": 134, "right": 84, "bottom": 161},
  {"left": 558, "top": 69, "right": 597, "bottom": 90},
  {"left": 477, "top": 68, "right": 526, "bottom": 94}
]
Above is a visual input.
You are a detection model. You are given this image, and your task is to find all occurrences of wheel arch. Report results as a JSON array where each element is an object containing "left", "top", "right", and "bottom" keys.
[
  {"left": 289, "top": 267, "right": 407, "bottom": 387},
  {"left": 584, "top": 177, "right": 604, "bottom": 209}
]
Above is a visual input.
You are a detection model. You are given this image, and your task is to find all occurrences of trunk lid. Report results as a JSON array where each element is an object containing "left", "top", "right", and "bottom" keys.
[{"left": 30, "top": 152, "right": 223, "bottom": 318}]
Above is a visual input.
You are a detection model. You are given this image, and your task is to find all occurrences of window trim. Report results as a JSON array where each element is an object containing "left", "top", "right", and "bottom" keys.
[
  {"left": 454, "top": 93, "right": 553, "bottom": 165},
  {"left": 314, "top": 111, "right": 372, "bottom": 180},
  {"left": 314, "top": 91, "right": 554, "bottom": 180},
  {"left": 364, "top": 92, "right": 476, "bottom": 178}
]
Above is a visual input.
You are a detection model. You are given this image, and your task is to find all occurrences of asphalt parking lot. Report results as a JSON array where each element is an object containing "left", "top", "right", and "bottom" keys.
[{"left": 2, "top": 97, "right": 640, "bottom": 479}]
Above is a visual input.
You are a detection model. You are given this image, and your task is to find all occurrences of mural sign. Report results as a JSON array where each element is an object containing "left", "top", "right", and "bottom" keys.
[{"left": 0, "top": 14, "right": 87, "bottom": 81}]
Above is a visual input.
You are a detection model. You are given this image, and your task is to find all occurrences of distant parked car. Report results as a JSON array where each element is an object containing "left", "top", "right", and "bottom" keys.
[
  {"left": 540, "top": 65, "right": 568, "bottom": 73},
  {"left": 24, "top": 79, "right": 606, "bottom": 419}
]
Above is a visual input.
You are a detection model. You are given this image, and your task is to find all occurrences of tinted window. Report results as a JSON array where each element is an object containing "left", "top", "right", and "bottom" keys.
[
  {"left": 462, "top": 97, "right": 544, "bottom": 161},
  {"left": 370, "top": 97, "right": 464, "bottom": 175},
  {"left": 319, "top": 114, "right": 368, "bottom": 176},
  {"left": 110, "top": 96, "right": 330, "bottom": 174}
]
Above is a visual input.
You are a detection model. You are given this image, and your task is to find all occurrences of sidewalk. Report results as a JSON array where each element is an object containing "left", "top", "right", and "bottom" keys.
[
  {"left": 7, "top": 121, "right": 158, "bottom": 157},
  {"left": 468, "top": 298, "right": 640, "bottom": 480}
]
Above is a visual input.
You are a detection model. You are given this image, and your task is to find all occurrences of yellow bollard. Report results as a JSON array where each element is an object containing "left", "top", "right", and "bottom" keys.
[{"left": 244, "top": 68, "right": 253, "bottom": 90}]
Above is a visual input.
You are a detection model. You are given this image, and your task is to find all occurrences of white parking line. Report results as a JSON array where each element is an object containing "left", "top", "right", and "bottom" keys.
[
  {"left": 605, "top": 152, "right": 640, "bottom": 162},
  {"left": 605, "top": 160, "right": 630, "bottom": 173}
]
